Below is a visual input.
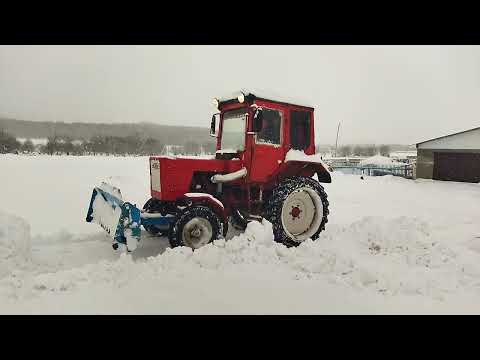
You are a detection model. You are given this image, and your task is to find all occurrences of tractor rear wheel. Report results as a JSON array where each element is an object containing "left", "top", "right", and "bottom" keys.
[
  {"left": 169, "top": 206, "right": 221, "bottom": 249},
  {"left": 264, "top": 176, "right": 329, "bottom": 247}
]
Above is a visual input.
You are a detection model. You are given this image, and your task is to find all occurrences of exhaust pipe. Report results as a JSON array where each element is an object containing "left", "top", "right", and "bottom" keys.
[{"left": 211, "top": 167, "right": 247, "bottom": 184}]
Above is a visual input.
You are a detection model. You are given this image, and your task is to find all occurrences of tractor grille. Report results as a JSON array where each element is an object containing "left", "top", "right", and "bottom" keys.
[{"left": 150, "top": 159, "right": 161, "bottom": 192}]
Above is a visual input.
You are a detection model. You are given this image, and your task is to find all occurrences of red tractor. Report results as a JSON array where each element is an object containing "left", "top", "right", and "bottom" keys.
[{"left": 86, "top": 92, "right": 331, "bottom": 251}]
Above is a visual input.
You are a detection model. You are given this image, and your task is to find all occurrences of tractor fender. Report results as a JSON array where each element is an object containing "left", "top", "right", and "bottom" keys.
[
  {"left": 311, "top": 162, "right": 332, "bottom": 183},
  {"left": 181, "top": 193, "right": 228, "bottom": 234},
  {"left": 282, "top": 160, "right": 332, "bottom": 183}
]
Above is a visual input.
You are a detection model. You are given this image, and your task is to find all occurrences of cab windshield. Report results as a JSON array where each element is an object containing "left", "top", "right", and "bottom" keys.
[{"left": 220, "top": 108, "right": 247, "bottom": 152}]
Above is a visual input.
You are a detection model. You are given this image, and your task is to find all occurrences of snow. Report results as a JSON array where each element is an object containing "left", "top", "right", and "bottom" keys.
[
  {"left": 285, "top": 149, "right": 331, "bottom": 171},
  {"left": 389, "top": 151, "right": 417, "bottom": 160},
  {"left": 16, "top": 138, "right": 48, "bottom": 146},
  {"left": 359, "top": 155, "right": 400, "bottom": 167},
  {"left": 216, "top": 89, "right": 314, "bottom": 108},
  {"left": 216, "top": 149, "right": 237, "bottom": 154},
  {"left": 1, "top": 154, "right": 480, "bottom": 314},
  {"left": 0, "top": 155, "right": 150, "bottom": 236},
  {"left": 0, "top": 210, "right": 32, "bottom": 279},
  {"left": 98, "top": 182, "right": 123, "bottom": 200},
  {"left": 159, "top": 154, "right": 216, "bottom": 160},
  {"left": 124, "top": 229, "right": 138, "bottom": 251},
  {"left": 210, "top": 167, "right": 247, "bottom": 183},
  {"left": 184, "top": 193, "right": 224, "bottom": 209}
]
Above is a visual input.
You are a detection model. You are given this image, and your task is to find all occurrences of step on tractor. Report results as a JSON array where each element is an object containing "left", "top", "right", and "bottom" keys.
[{"left": 86, "top": 91, "right": 332, "bottom": 252}]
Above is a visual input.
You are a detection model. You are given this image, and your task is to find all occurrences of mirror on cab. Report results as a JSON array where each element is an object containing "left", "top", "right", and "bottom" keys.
[
  {"left": 210, "top": 113, "right": 219, "bottom": 137},
  {"left": 252, "top": 108, "right": 264, "bottom": 132}
]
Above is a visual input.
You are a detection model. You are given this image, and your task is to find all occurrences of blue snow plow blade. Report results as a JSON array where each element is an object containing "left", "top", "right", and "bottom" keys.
[
  {"left": 86, "top": 185, "right": 141, "bottom": 249},
  {"left": 86, "top": 183, "right": 174, "bottom": 251}
]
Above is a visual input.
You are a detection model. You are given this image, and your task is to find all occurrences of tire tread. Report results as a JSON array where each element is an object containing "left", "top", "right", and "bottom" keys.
[{"left": 264, "top": 176, "right": 329, "bottom": 247}]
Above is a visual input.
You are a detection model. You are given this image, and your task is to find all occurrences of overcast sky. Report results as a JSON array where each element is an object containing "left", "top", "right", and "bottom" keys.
[{"left": 1, "top": 45, "right": 479, "bottom": 145}]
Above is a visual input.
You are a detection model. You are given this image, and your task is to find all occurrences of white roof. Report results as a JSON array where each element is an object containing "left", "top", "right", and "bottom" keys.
[
  {"left": 417, "top": 126, "right": 480, "bottom": 150},
  {"left": 389, "top": 151, "right": 417, "bottom": 159}
]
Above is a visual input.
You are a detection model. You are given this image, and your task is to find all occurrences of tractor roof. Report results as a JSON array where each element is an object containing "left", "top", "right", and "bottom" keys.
[{"left": 216, "top": 90, "right": 314, "bottom": 110}]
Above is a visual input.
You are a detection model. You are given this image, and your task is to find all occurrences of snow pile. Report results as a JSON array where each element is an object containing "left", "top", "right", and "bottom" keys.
[
  {"left": 25, "top": 220, "right": 276, "bottom": 293},
  {"left": 98, "top": 182, "right": 123, "bottom": 200},
  {"left": 389, "top": 151, "right": 417, "bottom": 160},
  {"left": 317, "top": 217, "right": 466, "bottom": 299},
  {"left": 216, "top": 89, "right": 314, "bottom": 108},
  {"left": 184, "top": 193, "right": 224, "bottom": 208},
  {"left": 0, "top": 211, "right": 32, "bottom": 278},
  {"left": 5, "top": 215, "right": 473, "bottom": 310},
  {"left": 359, "top": 155, "right": 399, "bottom": 167}
]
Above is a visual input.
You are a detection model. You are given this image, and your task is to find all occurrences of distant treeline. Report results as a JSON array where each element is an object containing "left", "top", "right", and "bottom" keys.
[
  {"left": 335, "top": 144, "right": 392, "bottom": 157},
  {"left": 1, "top": 129, "right": 216, "bottom": 156},
  {"left": 0, "top": 117, "right": 217, "bottom": 156},
  {"left": 0, "top": 117, "right": 215, "bottom": 150},
  {"left": 0, "top": 128, "right": 21, "bottom": 153}
]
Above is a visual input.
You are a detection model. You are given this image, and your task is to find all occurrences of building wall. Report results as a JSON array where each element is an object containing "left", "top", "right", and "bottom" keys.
[
  {"left": 416, "top": 148, "right": 480, "bottom": 179},
  {"left": 416, "top": 149, "right": 434, "bottom": 179}
]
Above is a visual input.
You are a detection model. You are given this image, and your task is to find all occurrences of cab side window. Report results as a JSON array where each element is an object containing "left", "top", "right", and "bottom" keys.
[
  {"left": 290, "top": 110, "right": 311, "bottom": 150},
  {"left": 256, "top": 108, "right": 282, "bottom": 145}
]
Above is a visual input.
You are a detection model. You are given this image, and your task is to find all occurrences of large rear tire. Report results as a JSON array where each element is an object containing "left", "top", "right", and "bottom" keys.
[
  {"left": 169, "top": 206, "right": 221, "bottom": 249},
  {"left": 264, "top": 176, "right": 329, "bottom": 247}
]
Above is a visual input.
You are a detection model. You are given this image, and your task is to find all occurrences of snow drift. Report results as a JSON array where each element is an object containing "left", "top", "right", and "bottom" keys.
[
  {"left": 359, "top": 155, "right": 399, "bottom": 167},
  {"left": 2, "top": 214, "right": 478, "bottom": 313},
  {"left": 0, "top": 210, "right": 32, "bottom": 279}
]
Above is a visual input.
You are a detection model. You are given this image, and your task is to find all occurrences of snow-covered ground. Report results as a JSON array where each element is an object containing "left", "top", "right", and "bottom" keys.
[{"left": 1, "top": 154, "right": 480, "bottom": 314}]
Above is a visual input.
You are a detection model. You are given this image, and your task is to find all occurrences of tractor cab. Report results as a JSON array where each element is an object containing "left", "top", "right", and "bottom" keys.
[{"left": 210, "top": 92, "right": 316, "bottom": 183}]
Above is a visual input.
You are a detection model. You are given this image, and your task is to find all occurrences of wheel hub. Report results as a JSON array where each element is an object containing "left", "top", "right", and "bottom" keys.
[
  {"left": 191, "top": 227, "right": 202, "bottom": 237},
  {"left": 182, "top": 217, "right": 213, "bottom": 249},
  {"left": 290, "top": 206, "right": 302, "bottom": 219}
]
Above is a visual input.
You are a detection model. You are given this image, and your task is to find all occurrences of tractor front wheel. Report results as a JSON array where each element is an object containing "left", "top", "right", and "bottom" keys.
[
  {"left": 142, "top": 198, "right": 168, "bottom": 236},
  {"left": 264, "top": 176, "right": 329, "bottom": 247},
  {"left": 169, "top": 206, "right": 221, "bottom": 249}
]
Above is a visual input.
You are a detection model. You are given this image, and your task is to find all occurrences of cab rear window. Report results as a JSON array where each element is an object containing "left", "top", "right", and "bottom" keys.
[{"left": 290, "top": 110, "right": 311, "bottom": 150}]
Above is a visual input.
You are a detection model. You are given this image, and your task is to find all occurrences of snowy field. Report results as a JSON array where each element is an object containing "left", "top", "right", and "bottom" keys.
[{"left": 1, "top": 154, "right": 480, "bottom": 314}]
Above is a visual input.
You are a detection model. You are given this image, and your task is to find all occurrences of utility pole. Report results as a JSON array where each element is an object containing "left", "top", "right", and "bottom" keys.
[{"left": 334, "top": 121, "right": 341, "bottom": 157}]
